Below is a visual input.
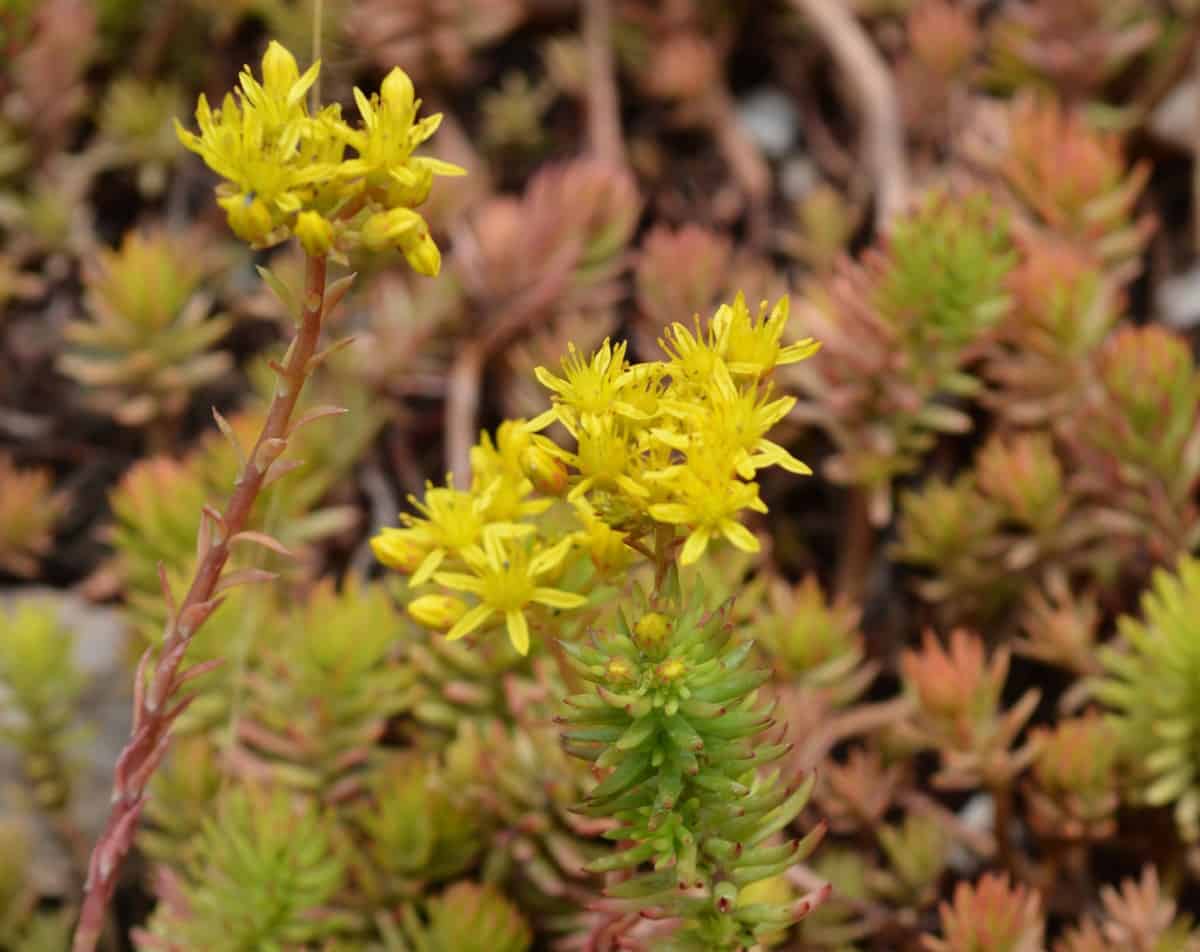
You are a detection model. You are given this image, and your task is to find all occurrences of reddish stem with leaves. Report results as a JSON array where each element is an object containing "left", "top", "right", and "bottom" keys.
[{"left": 72, "top": 254, "right": 330, "bottom": 952}]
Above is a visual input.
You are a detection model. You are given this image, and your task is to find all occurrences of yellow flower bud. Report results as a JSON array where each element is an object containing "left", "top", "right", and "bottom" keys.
[
  {"left": 407, "top": 594, "right": 468, "bottom": 632},
  {"left": 605, "top": 657, "right": 635, "bottom": 684},
  {"left": 402, "top": 230, "right": 442, "bottom": 277},
  {"left": 634, "top": 612, "right": 672, "bottom": 655},
  {"left": 219, "top": 193, "right": 275, "bottom": 244},
  {"left": 655, "top": 657, "right": 686, "bottom": 683},
  {"left": 380, "top": 67, "right": 415, "bottom": 116},
  {"left": 521, "top": 444, "right": 568, "bottom": 496},
  {"left": 360, "top": 208, "right": 423, "bottom": 253},
  {"left": 294, "top": 211, "right": 335, "bottom": 256},
  {"left": 370, "top": 529, "right": 428, "bottom": 574},
  {"left": 261, "top": 40, "right": 300, "bottom": 95}
]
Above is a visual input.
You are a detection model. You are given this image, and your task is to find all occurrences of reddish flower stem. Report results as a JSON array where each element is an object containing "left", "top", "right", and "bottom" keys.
[{"left": 71, "top": 254, "right": 329, "bottom": 952}]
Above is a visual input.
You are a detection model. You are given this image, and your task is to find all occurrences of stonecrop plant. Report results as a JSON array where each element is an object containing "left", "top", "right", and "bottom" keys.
[
  {"left": 74, "top": 40, "right": 459, "bottom": 952},
  {"left": 374, "top": 294, "right": 830, "bottom": 946}
]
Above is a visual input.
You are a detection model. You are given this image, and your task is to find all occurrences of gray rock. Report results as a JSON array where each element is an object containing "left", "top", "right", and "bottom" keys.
[{"left": 737, "top": 86, "right": 800, "bottom": 160}]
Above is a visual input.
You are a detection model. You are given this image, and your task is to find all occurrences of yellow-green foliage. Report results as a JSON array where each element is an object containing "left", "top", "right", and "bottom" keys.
[
  {"left": 349, "top": 753, "right": 482, "bottom": 903},
  {"left": 236, "top": 577, "right": 412, "bottom": 796},
  {"left": 560, "top": 575, "right": 824, "bottom": 950},
  {"left": 59, "top": 228, "right": 232, "bottom": 427},
  {"left": 137, "top": 785, "right": 348, "bottom": 950},
  {"left": 1096, "top": 556, "right": 1200, "bottom": 839},
  {"left": 0, "top": 601, "right": 83, "bottom": 814},
  {"left": 399, "top": 882, "right": 532, "bottom": 952}
]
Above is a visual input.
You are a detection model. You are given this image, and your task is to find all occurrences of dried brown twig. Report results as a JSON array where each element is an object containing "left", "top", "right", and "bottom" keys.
[
  {"left": 72, "top": 254, "right": 340, "bottom": 952},
  {"left": 789, "top": 0, "right": 908, "bottom": 230}
]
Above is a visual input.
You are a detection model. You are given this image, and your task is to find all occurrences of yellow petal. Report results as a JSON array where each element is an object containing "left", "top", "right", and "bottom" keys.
[
  {"left": 506, "top": 609, "right": 531, "bottom": 655},
  {"left": 679, "top": 528, "right": 711, "bottom": 566},
  {"left": 446, "top": 603, "right": 493, "bottom": 641}
]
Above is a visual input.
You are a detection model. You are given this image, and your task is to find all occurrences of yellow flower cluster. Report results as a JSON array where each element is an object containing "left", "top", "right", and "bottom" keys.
[
  {"left": 538, "top": 293, "right": 819, "bottom": 563},
  {"left": 373, "top": 294, "right": 818, "bottom": 656},
  {"left": 175, "top": 41, "right": 462, "bottom": 271}
]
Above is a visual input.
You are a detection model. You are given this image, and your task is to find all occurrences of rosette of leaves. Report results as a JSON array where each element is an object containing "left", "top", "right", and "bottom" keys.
[
  {"left": 0, "top": 601, "right": 84, "bottom": 818},
  {"left": 0, "top": 453, "right": 65, "bottom": 578},
  {"left": 95, "top": 79, "right": 185, "bottom": 196},
  {"left": 980, "top": 96, "right": 1152, "bottom": 282},
  {"left": 135, "top": 784, "right": 351, "bottom": 950},
  {"left": 233, "top": 578, "right": 413, "bottom": 800},
  {"left": 921, "top": 873, "right": 1044, "bottom": 952},
  {"left": 1074, "top": 325, "right": 1200, "bottom": 565},
  {"left": 983, "top": 237, "right": 1122, "bottom": 428},
  {"left": 984, "top": 0, "right": 1160, "bottom": 104},
  {"left": 1095, "top": 556, "right": 1200, "bottom": 840},
  {"left": 896, "top": 431, "right": 1099, "bottom": 627},
  {"left": 790, "top": 191, "right": 1014, "bottom": 523},
  {"left": 58, "top": 228, "right": 232, "bottom": 431},
  {"left": 442, "top": 702, "right": 606, "bottom": 906},
  {"left": 455, "top": 157, "right": 641, "bottom": 322},
  {"left": 346, "top": 752, "right": 482, "bottom": 908},
  {"left": 559, "top": 573, "right": 826, "bottom": 950},
  {"left": 1056, "top": 866, "right": 1200, "bottom": 952},
  {"left": 397, "top": 882, "right": 532, "bottom": 952},
  {"left": 1025, "top": 711, "right": 1119, "bottom": 841}
]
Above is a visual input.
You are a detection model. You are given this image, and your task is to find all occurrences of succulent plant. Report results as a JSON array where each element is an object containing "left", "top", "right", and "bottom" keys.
[
  {"left": 922, "top": 873, "right": 1044, "bottom": 952},
  {"left": 110, "top": 359, "right": 381, "bottom": 643},
  {"left": 985, "top": 0, "right": 1159, "bottom": 103},
  {"left": 979, "top": 96, "right": 1151, "bottom": 282},
  {"left": 58, "top": 228, "right": 231, "bottom": 430},
  {"left": 231, "top": 577, "right": 412, "bottom": 800},
  {"left": 135, "top": 784, "right": 349, "bottom": 950},
  {"left": 0, "top": 453, "right": 65, "bottom": 578},
  {"left": 559, "top": 573, "right": 827, "bottom": 949},
  {"left": 0, "top": 601, "right": 84, "bottom": 817},
  {"left": 396, "top": 882, "right": 531, "bottom": 952},
  {"left": 96, "top": 79, "right": 185, "bottom": 196},
  {"left": 790, "top": 191, "right": 1014, "bottom": 523},
  {"left": 900, "top": 629, "right": 1038, "bottom": 791},
  {"left": 1055, "top": 866, "right": 1200, "bottom": 952},
  {"left": 984, "top": 236, "right": 1121, "bottom": 428},
  {"left": 347, "top": 752, "right": 482, "bottom": 906},
  {"left": 1025, "top": 710, "right": 1119, "bottom": 840},
  {"left": 1095, "top": 556, "right": 1200, "bottom": 840}
]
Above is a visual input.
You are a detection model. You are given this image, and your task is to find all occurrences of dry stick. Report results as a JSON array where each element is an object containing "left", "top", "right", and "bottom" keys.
[
  {"left": 789, "top": 0, "right": 908, "bottom": 233},
  {"left": 583, "top": 0, "right": 624, "bottom": 168},
  {"left": 445, "top": 268, "right": 573, "bottom": 485},
  {"left": 71, "top": 254, "right": 329, "bottom": 952}
]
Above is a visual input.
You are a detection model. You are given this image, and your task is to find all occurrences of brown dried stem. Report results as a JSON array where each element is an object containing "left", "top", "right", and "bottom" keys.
[
  {"left": 583, "top": 0, "right": 624, "bottom": 168},
  {"left": 789, "top": 0, "right": 908, "bottom": 231},
  {"left": 71, "top": 254, "right": 330, "bottom": 952}
]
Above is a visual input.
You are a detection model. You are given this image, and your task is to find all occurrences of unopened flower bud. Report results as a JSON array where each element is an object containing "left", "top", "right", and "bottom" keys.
[
  {"left": 634, "top": 611, "right": 672, "bottom": 654},
  {"left": 294, "top": 211, "right": 335, "bottom": 257},
  {"left": 380, "top": 67, "right": 415, "bottom": 116},
  {"left": 655, "top": 657, "right": 686, "bottom": 683},
  {"left": 408, "top": 594, "right": 468, "bottom": 631},
  {"left": 261, "top": 40, "right": 300, "bottom": 94},
  {"left": 219, "top": 193, "right": 274, "bottom": 244},
  {"left": 605, "top": 657, "right": 635, "bottom": 684},
  {"left": 521, "top": 444, "right": 568, "bottom": 496},
  {"left": 360, "top": 208, "right": 423, "bottom": 253},
  {"left": 401, "top": 229, "right": 441, "bottom": 277},
  {"left": 370, "top": 528, "right": 428, "bottom": 574}
]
